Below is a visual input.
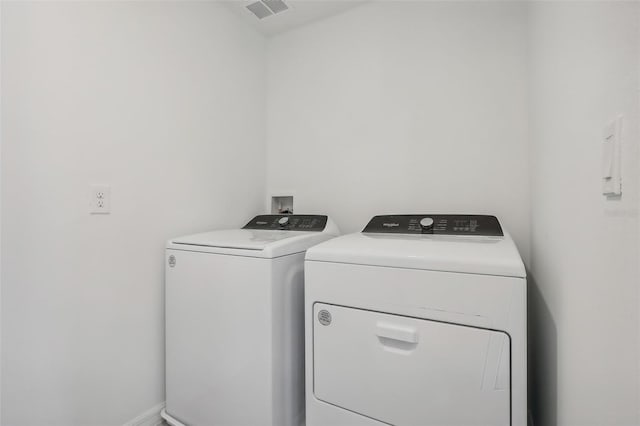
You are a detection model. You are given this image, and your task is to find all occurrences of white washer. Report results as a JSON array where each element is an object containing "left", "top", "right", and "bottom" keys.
[
  {"left": 162, "top": 214, "right": 339, "bottom": 426},
  {"left": 304, "top": 214, "right": 526, "bottom": 426}
]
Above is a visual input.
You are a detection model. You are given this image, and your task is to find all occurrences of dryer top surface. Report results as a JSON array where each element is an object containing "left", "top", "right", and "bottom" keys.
[{"left": 306, "top": 231, "right": 525, "bottom": 278}]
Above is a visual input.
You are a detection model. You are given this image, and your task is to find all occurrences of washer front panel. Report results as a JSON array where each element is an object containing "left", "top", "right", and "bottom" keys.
[{"left": 243, "top": 214, "right": 328, "bottom": 232}]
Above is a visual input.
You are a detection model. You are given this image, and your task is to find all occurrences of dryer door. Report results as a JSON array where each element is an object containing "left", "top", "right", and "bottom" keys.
[{"left": 313, "top": 303, "right": 510, "bottom": 426}]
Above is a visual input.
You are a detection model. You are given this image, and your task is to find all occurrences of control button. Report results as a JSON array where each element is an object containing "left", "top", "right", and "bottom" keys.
[
  {"left": 278, "top": 216, "right": 290, "bottom": 227},
  {"left": 419, "top": 217, "right": 434, "bottom": 231}
]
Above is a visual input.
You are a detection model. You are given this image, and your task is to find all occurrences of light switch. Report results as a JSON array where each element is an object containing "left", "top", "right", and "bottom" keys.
[{"left": 602, "top": 116, "right": 622, "bottom": 196}]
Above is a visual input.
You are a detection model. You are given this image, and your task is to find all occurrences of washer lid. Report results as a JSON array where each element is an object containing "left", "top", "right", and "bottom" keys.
[
  {"left": 171, "top": 229, "right": 297, "bottom": 250},
  {"left": 169, "top": 229, "right": 336, "bottom": 258},
  {"left": 305, "top": 231, "right": 525, "bottom": 278},
  {"left": 167, "top": 215, "right": 339, "bottom": 258}
]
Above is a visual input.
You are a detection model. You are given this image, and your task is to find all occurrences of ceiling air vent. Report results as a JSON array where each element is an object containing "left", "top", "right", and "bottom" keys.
[
  {"left": 246, "top": 0, "right": 289, "bottom": 19},
  {"left": 262, "top": 0, "right": 288, "bottom": 14}
]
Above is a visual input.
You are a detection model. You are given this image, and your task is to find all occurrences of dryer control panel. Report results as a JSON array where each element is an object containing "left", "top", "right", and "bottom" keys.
[
  {"left": 243, "top": 215, "right": 328, "bottom": 232},
  {"left": 362, "top": 215, "right": 503, "bottom": 236}
]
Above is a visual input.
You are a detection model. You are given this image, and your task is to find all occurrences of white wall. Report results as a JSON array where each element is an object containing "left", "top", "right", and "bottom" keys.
[
  {"left": 3, "top": 2, "right": 640, "bottom": 426},
  {"left": 528, "top": 2, "right": 640, "bottom": 426},
  {"left": 0, "top": 2, "right": 266, "bottom": 425},
  {"left": 266, "top": 1, "right": 531, "bottom": 261}
]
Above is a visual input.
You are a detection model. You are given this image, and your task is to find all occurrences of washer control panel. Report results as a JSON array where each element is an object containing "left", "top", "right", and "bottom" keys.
[
  {"left": 362, "top": 215, "right": 503, "bottom": 236},
  {"left": 243, "top": 215, "right": 328, "bottom": 232}
]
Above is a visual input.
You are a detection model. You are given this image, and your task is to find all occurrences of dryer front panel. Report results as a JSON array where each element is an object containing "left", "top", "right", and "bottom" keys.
[{"left": 313, "top": 303, "right": 511, "bottom": 426}]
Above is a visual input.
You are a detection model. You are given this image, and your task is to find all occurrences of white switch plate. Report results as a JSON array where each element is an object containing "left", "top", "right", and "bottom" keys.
[
  {"left": 90, "top": 184, "right": 111, "bottom": 214},
  {"left": 602, "top": 116, "right": 622, "bottom": 197}
]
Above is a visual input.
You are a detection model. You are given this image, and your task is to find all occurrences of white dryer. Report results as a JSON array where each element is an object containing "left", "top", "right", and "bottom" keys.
[
  {"left": 162, "top": 214, "right": 339, "bottom": 426},
  {"left": 304, "top": 214, "right": 526, "bottom": 426}
]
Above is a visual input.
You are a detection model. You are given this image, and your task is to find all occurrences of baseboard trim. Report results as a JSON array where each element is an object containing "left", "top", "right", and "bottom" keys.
[
  {"left": 160, "top": 409, "right": 187, "bottom": 426},
  {"left": 123, "top": 402, "right": 166, "bottom": 426}
]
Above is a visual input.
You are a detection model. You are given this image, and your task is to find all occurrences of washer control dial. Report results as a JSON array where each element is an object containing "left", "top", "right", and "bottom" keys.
[
  {"left": 278, "top": 216, "right": 290, "bottom": 227},
  {"left": 419, "top": 217, "right": 434, "bottom": 230}
]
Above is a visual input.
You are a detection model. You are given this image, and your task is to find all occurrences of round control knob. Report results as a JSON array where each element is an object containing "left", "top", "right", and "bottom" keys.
[
  {"left": 278, "top": 216, "right": 290, "bottom": 227},
  {"left": 419, "top": 217, "right": 434, "bottom": 230}
]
